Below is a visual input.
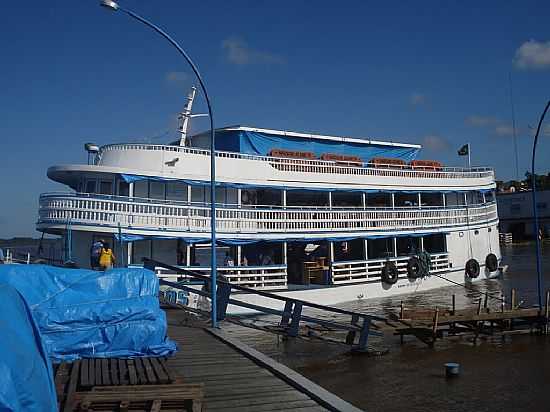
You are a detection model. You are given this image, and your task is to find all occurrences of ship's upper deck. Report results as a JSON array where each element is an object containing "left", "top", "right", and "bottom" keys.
[{"left": 47, "top": 126, "right": 495, "bottom": 192}]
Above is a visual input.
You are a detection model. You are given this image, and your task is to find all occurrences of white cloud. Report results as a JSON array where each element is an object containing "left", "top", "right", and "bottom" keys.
[
  {"left": 513, "top": 40, "right": 550, "bottom": 70},
  {"left": 165, "top": 71, "right": 189, "bottom": 88},
  {"left": 222, "top": 37, "right": 285, "bottom": 66},
  {"left": 465, "top": 115, "right": 498, "bottom": 127},
  {"left": 421, "top": 135, "right": 450, "bottom": 151},
  {"left": 409, "top": 93, "right": 426, "bottom": 106},
  {"left": 494, "top": 124, "right": 516, "bottom": 137}
]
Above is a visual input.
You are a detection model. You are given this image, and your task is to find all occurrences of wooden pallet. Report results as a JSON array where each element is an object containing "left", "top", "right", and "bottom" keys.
[
  {"left": 54, "top": 358, "right": 204, "bottom": 412},
  {"left": 76, "top": 384, "right": 203, "bottom": 412}
]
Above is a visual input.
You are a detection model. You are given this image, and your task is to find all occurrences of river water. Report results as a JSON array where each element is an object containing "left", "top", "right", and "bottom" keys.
[{"left": 222, "top": 243, "right": 550, "bottom": 411}]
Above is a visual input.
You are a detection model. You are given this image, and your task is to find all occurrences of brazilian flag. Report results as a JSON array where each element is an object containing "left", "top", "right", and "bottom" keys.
[{"left": 457, "top": 144, "right": 469, "bottom": 156}]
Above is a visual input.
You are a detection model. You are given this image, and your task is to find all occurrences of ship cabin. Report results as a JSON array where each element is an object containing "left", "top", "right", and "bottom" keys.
[{"left": 38, "top": 126, "right": 499, "bottom": 291}]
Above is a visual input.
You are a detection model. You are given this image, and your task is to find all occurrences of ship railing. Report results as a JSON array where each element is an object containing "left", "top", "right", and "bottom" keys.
[
  {"left": 96, "top": 143, "right": 494, "bottom": 179},
  {"left": 142, "top": 264, "right": 287, "bottom": 291},
  {"left": 38, "top": 193, "right": 498, "bottom": 233},
  {"left": 331, "top": 253, "right": 450, "bottom": 285}
]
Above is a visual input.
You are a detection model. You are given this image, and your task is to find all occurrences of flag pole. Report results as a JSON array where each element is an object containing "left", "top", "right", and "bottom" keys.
[{"left": 467, "top": 143, "right": 471, "bottom": 169}]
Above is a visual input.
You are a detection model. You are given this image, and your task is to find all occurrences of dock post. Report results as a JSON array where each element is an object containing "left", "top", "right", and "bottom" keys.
[
  {"left": 511, "top": 288, "right": 516, "bottom": 310},
  {"left": 400, "top": 301, "right": 404, "bottom": 319},
  {"left": 451, "top": 294, "right": 456, "bottom": 316},
  {"left": 483, "top": 293, "right": 488, "bottom": 312},
  {"left": 501, "top": 293, "right": 505, "bottom": 313},
  {"left": 280, "top": 301, "right": 293, "bottom": 327},
  {"left": 431, "top": 307, "right": 440, "bottom": 346},
  {"left": 216, "top": 282, "right": 231, "bottom": 322},
  {"left": 288, "top": 301, "right": 302, "bottom": 337},
  {"left": 545, "top": 290, "right": 550, "bottom": 335},
  {"left": 477, "top": 298, "right": 482, "bottom": 315},
  {"left": 356, "top": 317, "right": 371, "bottom": 352},
  {"left": 346, "top": 314, "right": 360, "bottom": 345}
]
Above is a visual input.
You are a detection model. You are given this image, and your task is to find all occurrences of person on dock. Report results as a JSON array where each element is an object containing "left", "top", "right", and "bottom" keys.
[
  {"left": 90, "top": 239, "right": 103, "bottom": 270},
  {"left": 99, "top": 242, "right": 115, "bottom": 270}
]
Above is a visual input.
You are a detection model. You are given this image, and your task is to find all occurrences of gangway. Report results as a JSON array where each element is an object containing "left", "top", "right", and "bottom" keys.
[{"left": 143, "top": 259, "right": 386, "bottom": 353}]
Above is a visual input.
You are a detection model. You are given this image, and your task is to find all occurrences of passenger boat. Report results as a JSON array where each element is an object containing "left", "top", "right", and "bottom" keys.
[{"left": 37, "top": 88, "right": 501, "bottom": 312}]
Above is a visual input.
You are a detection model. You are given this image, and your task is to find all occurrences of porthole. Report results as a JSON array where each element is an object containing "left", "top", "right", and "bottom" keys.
[
  {"left": 459, "top": 232, "right": 464, "bottom": 238},
  {"left": 474, "top": 230, "right": 479, "bottom": 235},
  {"left": 488, "top": 227, "right": 492, "bottom": 232}
]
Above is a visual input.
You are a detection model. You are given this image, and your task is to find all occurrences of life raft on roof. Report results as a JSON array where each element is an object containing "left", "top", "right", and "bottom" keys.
[
  {"left": 320, "top": 153, "right": 363, "bottom": 165},
  {"left": 368, "top": 157, "right": 407, "bottom": 168},
  {"left": 409, "top": 159, "right": 443, "bottom": 170},
  {"left": 268, "top": 148, "right": 316, "bottom": 160}
]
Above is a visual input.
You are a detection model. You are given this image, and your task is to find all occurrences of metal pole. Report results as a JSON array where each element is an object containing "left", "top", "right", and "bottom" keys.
[
  {"left": 531, "top": 101, "right": 550, "bottom": 310},
  {"left": 101, "top": 3, "right": 218, "bottom": 326},
  {"left": 467, "top": 143, "right": 471, "bottom": 169}
]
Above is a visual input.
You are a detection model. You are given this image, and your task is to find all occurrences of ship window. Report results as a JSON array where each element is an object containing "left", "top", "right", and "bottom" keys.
[
  {"left": 118, "top": 180, "right": 129, "bottom": 197},
  {"left": 134, "top": 181, "right": 148, "bottom": 198},
  {"left": 99, "top": 180, "right": 113, "bottom": 195},
  {"left": 422, "top": 234, "right": 446, "bottom": 254},
  {"left": 396, "top": 236, "right": 421, "bottom": 256},
  {"left": 150, "top": 182, "right": 165, "bottom": 200},
  {"left": 421, "top": 193, "right": 444, "bottom": 207},
  {"left": 334, "top": 239, "right": 364, "bottom": 261},
  {"left": 485, "top": 190, "right": 495, "bottom": 203},
  {"left": 166, "top": 182, "right": 187, "bottom": 201},
  {"left": 367, "top": 237, "right": 395, "bottom": 259},
  {"left": 394, "top": 193, "right": 419, "bottom": 207},
  {"left": 85, "top": 180, "right": 96, "bottom": 194},
  {"left": 366, "top": 193, "right": 391, "bottom": 208},
  {"left": 445, "top": 192, "right": 466, "bottom": 207}
]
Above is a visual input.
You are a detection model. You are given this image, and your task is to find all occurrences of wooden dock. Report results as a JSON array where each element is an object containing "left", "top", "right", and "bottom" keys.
[{"left": 165, "top": 308, "right": 363, "bottom": 412}]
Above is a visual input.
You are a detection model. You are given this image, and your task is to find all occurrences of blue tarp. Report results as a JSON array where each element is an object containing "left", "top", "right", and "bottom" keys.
[
  {"left": 0, "top": 283, "right": 57, "bottom": 412},
  {"left": 0, "top": 265, "right": 177, "bottom": 362},
  {"left": 207, "top": 130, "right": 420, "bottom": 161}
]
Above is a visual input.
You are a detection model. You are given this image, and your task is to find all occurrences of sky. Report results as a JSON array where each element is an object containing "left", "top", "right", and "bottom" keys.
[{"left": 1, "top": 0, "right": 550, "bottom": 237}]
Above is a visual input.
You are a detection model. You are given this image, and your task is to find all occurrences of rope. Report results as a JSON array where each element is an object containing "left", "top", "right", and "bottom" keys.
[{"left": 430, "top": 272, "right": 505, "bottom": 303}]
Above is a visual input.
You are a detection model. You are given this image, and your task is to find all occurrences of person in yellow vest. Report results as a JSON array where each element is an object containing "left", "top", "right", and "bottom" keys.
[{"left": 99, "top": 242, "right": 116, "bottom": 270}]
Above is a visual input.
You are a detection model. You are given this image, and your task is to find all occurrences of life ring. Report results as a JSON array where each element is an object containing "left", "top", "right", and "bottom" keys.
[
  {"left": 465, "top": 259, "right": 480, "bottom": 278},
  {"left": 485, "top": 253, "right": 498, "bottom": 272},
  {"left": 407, "top": 256, "right": 421, "bottom": 278},
  {"left": 381, "top": 261, "right": 399, "bottom": 284}
]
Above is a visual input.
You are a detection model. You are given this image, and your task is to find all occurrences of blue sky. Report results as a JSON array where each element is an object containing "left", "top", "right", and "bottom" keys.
[{"left": 1, "top": 0, "right": 550, "bottom": 237}]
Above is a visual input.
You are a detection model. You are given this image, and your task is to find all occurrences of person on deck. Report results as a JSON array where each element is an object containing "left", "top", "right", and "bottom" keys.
[
  {"left": 0, "top": 248, "right": 4, "bottom": 264},
  {"left": 99, "top": 242, "right": 115, "bottom": 270},
  {"left": 223, "top": 252, "right": 235, "bottom": 267},
  {"left": 261, "top": 251, "right": 274, "bottom": 266},
  {"left": 90, "top": 239, "right": 103, "bottom": 270}
]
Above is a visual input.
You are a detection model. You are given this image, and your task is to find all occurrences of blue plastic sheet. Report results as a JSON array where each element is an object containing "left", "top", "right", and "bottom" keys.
[
  {"left": 0, "top": 283, "right": 57, "bottom": 412},
  {"left": 0, "top": 265, "right": 177, "bottom": 362}
]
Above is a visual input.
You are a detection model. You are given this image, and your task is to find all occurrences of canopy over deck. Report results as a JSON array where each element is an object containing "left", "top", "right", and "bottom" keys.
[{"left": 188, "top": 126, "right": 421, "bottom": 161}]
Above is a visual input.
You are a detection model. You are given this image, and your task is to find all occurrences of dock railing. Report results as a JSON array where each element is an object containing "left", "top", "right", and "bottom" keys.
[{"left": 144, "top": 258, "right": 385, "bottom": 352}]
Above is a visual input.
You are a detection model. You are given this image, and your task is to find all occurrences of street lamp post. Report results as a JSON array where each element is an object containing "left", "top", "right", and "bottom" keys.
[
  {"left": 99, "top": 0, "right": 219, "bottom": 327},
  {"left": 531, "top": 100, "right": 550, "bottom": 311}
]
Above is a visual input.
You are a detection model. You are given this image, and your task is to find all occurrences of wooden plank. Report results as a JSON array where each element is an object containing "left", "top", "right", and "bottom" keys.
[
  {"left": 94, "top": 358, "right": 101, "bottom": 386},
  {"left": 118, "top": 359, "right": 128, "bottom": 385},
  {"left": 159, "top": 358, "right": 176, "bottom": 383},
  {"left": 142, "top": 357, "right": 157, "bottom": 383},
  {"left": 150, "top": 357, "right": 170, "bottom": 384},
  {"left": 149, "top": 399, "right": 162, "bottom": 412},
  {"left": 101, "top": 358, "right": 110, "bottom": 386},
  {"left": 127, "top": 359, "right": 138, "bottom": 385},
  {"left": 62, "top": 360, "right": 80, "bottom": 412},
  {"left": 88, "top": 359, "right": 96, "bottom": 387},
  {"left": 80, "top": 359, "right": 89, "bottom": 387},
  {"left": 109, "top": 358, "right": 119, "bottom": 386},
  {"left": 134, "top": 358, "right": 148, "bottom": 384}
]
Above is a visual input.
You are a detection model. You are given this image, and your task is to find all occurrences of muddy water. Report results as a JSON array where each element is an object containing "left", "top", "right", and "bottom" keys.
[{"left": 222, "top": 244, "right": 550, "bottom": 411}]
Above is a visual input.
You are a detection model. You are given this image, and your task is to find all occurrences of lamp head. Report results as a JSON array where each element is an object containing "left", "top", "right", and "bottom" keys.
[{"left": 100, "top": 0, "right": 119, "bottom": 11}]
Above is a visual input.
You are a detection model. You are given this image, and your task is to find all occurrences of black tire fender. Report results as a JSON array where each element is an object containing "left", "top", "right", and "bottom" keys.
[
  {"left": 381, "top": 261, "right": 399, "bottom": 284},
  {"left": 465, "top": 258, "right": 480, "bottom": 278},
  {"left": 407, "top": 256, "right": 421, "bottom": 278},
  {"left": 485, "top": 253, "right": 498, "bottom": 272}
]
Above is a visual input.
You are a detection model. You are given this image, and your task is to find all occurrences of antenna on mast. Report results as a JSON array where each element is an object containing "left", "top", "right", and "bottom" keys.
[{"left": 178, "top": 86, "right": 208, "bottom": 146}]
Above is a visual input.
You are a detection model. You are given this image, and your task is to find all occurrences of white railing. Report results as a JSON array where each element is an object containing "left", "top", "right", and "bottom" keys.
[
  {"left": 96, "top": 143, "right": 494, "bottom": 180},
  {"left": 149, "top": 265, "right": 287, "bottom": 290},
  {"left": 331, "top": 253, "right": 450, "bottom": 285},
  {"left": 38, "top": 193, "right": 499, "bottom": 234}
]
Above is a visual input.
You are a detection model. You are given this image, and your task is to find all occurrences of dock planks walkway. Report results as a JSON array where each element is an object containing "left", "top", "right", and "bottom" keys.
[{"left": 166, "top": 308, "right": 362, "bottom": 412}]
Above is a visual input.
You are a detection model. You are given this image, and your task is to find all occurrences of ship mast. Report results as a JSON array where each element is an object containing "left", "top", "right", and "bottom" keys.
[{"left": 178, "top": 86, "right": 208, "bottom": 146}]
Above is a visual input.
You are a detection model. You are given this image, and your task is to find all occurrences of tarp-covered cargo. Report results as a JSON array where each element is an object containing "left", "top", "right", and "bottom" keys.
[
  {"left": 0, "top": 283, "right": 57, "bottom": 412},
  {"left": 0, "top": 265, "right": 177, "bottom": 362}
]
